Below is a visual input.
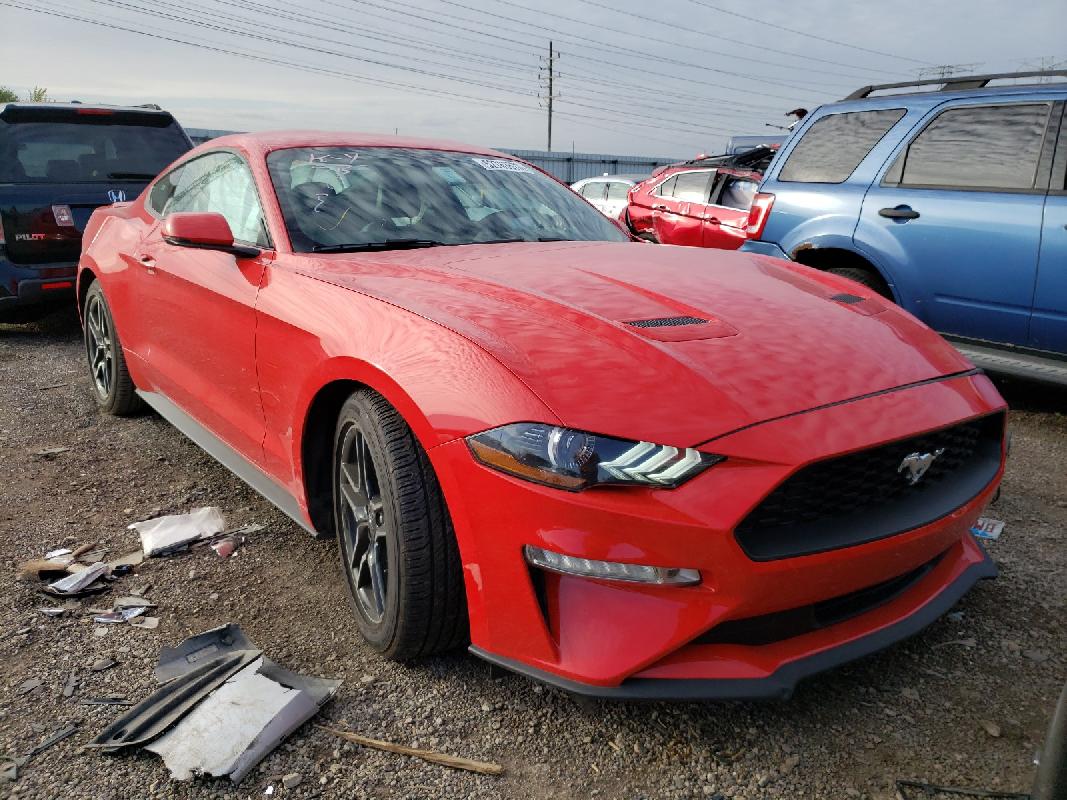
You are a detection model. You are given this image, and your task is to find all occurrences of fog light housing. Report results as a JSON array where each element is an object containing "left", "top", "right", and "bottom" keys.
[{"left": 524, "top": 545, "right": 700, "bottom": 586}]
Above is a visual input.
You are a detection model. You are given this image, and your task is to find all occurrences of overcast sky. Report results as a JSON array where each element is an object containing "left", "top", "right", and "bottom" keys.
[{"left": 2, "top": 0, "right": 1065, "bottom": 158}]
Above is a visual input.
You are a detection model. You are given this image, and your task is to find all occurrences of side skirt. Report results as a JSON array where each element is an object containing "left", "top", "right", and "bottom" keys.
[{"left": 137, "top": 390, "right": 318, "bottom": 536}]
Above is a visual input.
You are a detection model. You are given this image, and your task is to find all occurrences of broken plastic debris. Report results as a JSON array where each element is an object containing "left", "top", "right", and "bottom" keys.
[
  {"left": 212, "top": 537, "right": 239, "bottom": 558},
  {"left": 972, "top": 517, "right": 1005, "bottom": 541},
  {"left": 45, "top": 548, "right": 72, "bottom": 559},
  {"left": 94, "top": 607, "right": 147, "bottom": 624},
  {"left": 47, "top": 562, "right": 109, "bottom": 595},
  {"left": 114, "top": 596, "right": 155, "bottom": 609},
  {"left": 108, "top": 550, "right": 145, "bottom": 569},
  {"left": 91, "top": 624, "right": 339, "bottom": 784},
  {"left": 38, "top": 607, "right": 66, "bottom": 617},
  {"left": 131, "top": 507, "right": 226, "bottom": 556}
]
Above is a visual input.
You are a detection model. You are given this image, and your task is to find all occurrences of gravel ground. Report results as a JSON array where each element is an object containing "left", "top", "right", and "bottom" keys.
[{"left": 0, "top": 311, "right": 1064, "bottom": 800}]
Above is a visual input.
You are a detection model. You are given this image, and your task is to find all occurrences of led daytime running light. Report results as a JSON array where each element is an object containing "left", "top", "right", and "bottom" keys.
[{"left": 524, "top": 545, "right": 701, "bottom": 586}]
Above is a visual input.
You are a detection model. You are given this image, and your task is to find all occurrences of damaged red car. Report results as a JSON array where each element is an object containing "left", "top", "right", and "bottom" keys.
[{"left": 78, "top": 132, "right": 1006, "bottom": 699}]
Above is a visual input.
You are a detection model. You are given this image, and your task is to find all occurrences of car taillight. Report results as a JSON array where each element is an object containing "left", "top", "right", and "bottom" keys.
[{"left": 745, "top": 192, "right": 775, "bottom": 239}]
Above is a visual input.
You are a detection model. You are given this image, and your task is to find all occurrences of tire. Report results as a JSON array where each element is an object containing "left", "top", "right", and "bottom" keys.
[
  {"left": 83, "top": 282, "right": 144, "bottom": 416},
  {"left": 333, "top": 389, "right": 467, "bottom": 661},
  {"left": 827, "top": 266, "right": 891, "bottom": 299}
]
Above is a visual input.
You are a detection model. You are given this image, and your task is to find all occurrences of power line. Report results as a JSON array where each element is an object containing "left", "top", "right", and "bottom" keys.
[
  {"left": 185, "top": 0, "right": 780, "bottom": 129},
  {"left": 428, "top": 0, "right": 862, "bottom": 93},
  {"left": 484, "top": 0, "right": 899, "bottom": 82},
  {"left": 80, "top": 0, "right": 746, "bottom": 136},
  {"left": 675, "top": 0, "right": 930, "bottom": 65},
  {"left": 3, "top": 0, "right": 729, "bottom": 145}
]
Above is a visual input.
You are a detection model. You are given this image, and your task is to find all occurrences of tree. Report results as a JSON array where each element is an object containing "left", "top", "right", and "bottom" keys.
[
  {"left": 0, "top": 86, "right": 18, "bottom": 103},
  {"left": 28, "top": 86, "right": 48, "bottom": 102}
]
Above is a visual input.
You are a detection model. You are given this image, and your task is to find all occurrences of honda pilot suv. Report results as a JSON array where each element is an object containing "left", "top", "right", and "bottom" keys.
[
  {"left": 0, "top": 102, "right": 192, "bottom": 322},
  {"left": 742, "top": 71, "right": 1067, "bottom": 385}
]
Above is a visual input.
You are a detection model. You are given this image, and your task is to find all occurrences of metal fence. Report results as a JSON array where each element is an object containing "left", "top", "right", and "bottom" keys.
[
  {"left": 183, "top": 130, "right": 682, "bottom": 183},
  {"left": 496, "top": 149, "right": 684, "bottom": 183}
]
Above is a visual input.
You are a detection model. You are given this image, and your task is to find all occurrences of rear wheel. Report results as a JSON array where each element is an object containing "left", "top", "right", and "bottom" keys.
[
  {"left": 83, "top": 282, "right": 143, "bottom": 416},
  {"left": 333, "top": 389, "right": 467, "bottom": 660},
  {"left": 827, "top": 266, "right": 891, "bottom": 299}
]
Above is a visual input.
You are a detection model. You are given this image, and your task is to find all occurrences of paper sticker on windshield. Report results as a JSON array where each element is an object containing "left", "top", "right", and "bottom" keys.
[{"left": 472, "top": 157, "right": 534, "bottom": 173}]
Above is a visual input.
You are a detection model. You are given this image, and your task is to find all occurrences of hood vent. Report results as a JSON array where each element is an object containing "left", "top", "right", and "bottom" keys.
[
  {"left": 626, "top": 316, "right": 709, "bottom": 328},
  {"left": 830, "top": 293, "right": 864, "bottom": 305}
]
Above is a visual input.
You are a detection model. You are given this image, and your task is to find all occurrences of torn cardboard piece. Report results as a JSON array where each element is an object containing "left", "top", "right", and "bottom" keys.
[{"left": 972, "top": 517, "right": 1005, "bottom": 541}]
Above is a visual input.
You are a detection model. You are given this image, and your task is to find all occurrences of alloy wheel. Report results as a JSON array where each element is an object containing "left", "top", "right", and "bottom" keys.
[
  {"left": 85, "top": 296, "right": 114, "bottom": 398},
  {"left": 338, "top": 426, "right": 390, "bottom": 624}
]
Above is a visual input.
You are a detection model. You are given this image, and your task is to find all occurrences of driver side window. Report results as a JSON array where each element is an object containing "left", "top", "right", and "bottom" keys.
[{"left": 167, "top": 152, "right": 268, "bottom": 247}]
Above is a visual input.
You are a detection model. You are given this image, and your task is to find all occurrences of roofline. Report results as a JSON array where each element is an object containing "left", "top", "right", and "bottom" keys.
[
  {"left": 845, "top": 70, "right": 1067, "bottom": 100},
  {"left": 1, "top": 101, "right": 173, "bottom": 114}
]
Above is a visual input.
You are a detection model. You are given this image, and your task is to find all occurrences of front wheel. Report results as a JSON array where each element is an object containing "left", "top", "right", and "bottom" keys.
[
  {"left": 83, "top": 282, "right": 143, "bottom": 416},
  {"left": 333, "top": 390, "right": 467, "bottom": 661}
]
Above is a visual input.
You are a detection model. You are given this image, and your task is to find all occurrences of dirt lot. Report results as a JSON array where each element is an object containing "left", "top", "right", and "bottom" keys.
[{"left": 0, "top": 311, "right": 1064, "bottom": 800}]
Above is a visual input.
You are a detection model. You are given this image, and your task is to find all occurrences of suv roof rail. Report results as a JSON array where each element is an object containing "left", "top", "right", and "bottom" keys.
[{"left": 845, "top": 69, "right": 1067, "bottom": 100}]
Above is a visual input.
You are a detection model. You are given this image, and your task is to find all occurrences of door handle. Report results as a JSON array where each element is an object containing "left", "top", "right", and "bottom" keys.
[
  {"left": 138, "top": 254, "right": 156, "bottom": 268},
  {"left": 652, "top": 204, "right": 667, "bottom": 211},
  {"left": 878, "top": 206, "right": 920, "bottom": 220},
  {"left": 706, "top": 216, "right": 720, "bottom": 225}
]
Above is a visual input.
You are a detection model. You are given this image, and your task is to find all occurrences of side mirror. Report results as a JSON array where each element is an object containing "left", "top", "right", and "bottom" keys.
[{"left": 162, "top": 212, "right": 259, "bottom": 257}]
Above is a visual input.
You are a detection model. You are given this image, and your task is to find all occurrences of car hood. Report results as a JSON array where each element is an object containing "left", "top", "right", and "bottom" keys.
[{"left": 296, "top": 241, "right": 973, "bottom": 446}]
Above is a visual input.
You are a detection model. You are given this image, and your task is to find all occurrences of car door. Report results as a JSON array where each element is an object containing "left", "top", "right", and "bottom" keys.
[
  {"left": 603, "top": 181, "right": 630, "bottom": 220},
  {"left": 134, "top": 150, "right": 272, "bottom": 465},
  {"left": 579, "top": 180, "right": 607, "bottom": 214},
  {"left": 1032, "top": 103, "right": 1067, "bottom": 354},
  {"left": 856, "top": 100, "right": 1055, "bottom": 345},
  {"left": 703, "top": 174, "right": 758, "bottom": 250},
  {"left": 653, "top": 169, "right": 713, "bottom": 247}
]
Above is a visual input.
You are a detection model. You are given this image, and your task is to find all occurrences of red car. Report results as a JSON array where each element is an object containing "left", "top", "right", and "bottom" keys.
[{"left": 78, "top": 132, "right": 1006, "bottom": 699}]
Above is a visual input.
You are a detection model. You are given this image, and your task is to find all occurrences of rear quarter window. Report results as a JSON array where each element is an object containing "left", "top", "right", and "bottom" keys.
[
  {"left": 883, "top": 103, "right": 1051, "bottom": 190},
  {"left": 778, "top": 108, "right": 906, "bottom": 183}
]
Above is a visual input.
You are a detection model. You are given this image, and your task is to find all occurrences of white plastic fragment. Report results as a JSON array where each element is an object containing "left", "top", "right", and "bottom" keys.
[
  {"left": 146, "top": 660, "right": 297, "bottom": 781},
  {"left": 45, "top": 548, "right": 72, "bottom": 559},
  {"left": 130, "top": 507, "right": 226, "bottom": 556}
]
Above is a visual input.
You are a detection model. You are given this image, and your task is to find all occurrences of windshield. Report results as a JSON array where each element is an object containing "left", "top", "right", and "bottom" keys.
[
  {"left": 266, "top": 147, "right": 628, "bottom": 251},
  {"left": 0, "top": 115, "right": 191, "bottom": 184}
]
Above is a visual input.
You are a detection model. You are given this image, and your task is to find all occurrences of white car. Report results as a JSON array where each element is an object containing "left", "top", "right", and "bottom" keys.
[{"left": 571, "top": 175, "right": 642, "bottom": 220}]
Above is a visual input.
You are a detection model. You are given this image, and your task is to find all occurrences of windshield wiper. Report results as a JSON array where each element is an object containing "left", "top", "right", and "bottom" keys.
[
  {"left": 312, "top": 239, "right": 444, "bottom": 253},
  {"left": 107, "top": 171, "right": 159, "bottom": 179},
  {"left": 476, "top": 236, "right": 572, "bottom": 245}
]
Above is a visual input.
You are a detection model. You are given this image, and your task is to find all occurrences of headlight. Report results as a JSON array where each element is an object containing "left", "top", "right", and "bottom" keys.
[{"left": 466, "top": 422, "right": 723, "bottom": 491}]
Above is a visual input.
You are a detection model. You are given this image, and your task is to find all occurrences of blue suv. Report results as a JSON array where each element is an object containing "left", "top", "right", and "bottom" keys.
[{"left": 742, "top": 70, "right": 1067, "bottom": 385}]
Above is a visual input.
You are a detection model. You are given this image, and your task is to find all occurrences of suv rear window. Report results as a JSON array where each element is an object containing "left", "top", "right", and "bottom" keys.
[
  {"left": 0, "top": 107, "right": 190, "bottom": 183},
  {"left": 779, "top": 108, "right": 905, "bottom": 183},
  {"left": 884, "top": 103, "right": 1051, "bottom": 190}
]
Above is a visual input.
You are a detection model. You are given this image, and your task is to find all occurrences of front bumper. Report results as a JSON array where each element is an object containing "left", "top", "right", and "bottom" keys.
[
  {"left": 739, "top": 239, "right": 789, "bottom": 259},
  {"left": 472, "top": 542, "right": 995, "bottom": 700},
  {"left": 429, "top": 372, "right": 1006, "bottom": 698}
]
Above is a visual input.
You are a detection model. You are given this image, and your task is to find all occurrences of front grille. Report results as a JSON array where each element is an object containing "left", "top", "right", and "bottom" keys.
[
  {"left": 735, "top": 413, "right": 1004, "bottom": 561},
  {"left": 625, "top": 316, "right": 708, "bottom": 328},
  {"left": 694, "top": 552, "right": 942, "bottom": 647}
]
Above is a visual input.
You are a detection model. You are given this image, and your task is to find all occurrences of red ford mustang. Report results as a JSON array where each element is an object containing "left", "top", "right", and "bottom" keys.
[{"left": 78, "top": 132, "right": 1006, "bottom": 699}]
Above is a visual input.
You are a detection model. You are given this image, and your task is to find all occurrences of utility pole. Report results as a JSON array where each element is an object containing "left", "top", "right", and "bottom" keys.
[
  {"left": 539, "top": 41, "right": 559, "bottom": 151},
  {"left": 916, "top": 63, "right": 982, "bottom": 80},
  {"left": 1016, "top": 56, "right": 1067, "bottom": 81}
]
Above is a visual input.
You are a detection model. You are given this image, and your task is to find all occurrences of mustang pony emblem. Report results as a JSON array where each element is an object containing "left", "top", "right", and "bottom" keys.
[{"left": 897, "top": 448, "right": 945, "bottom": 485}]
